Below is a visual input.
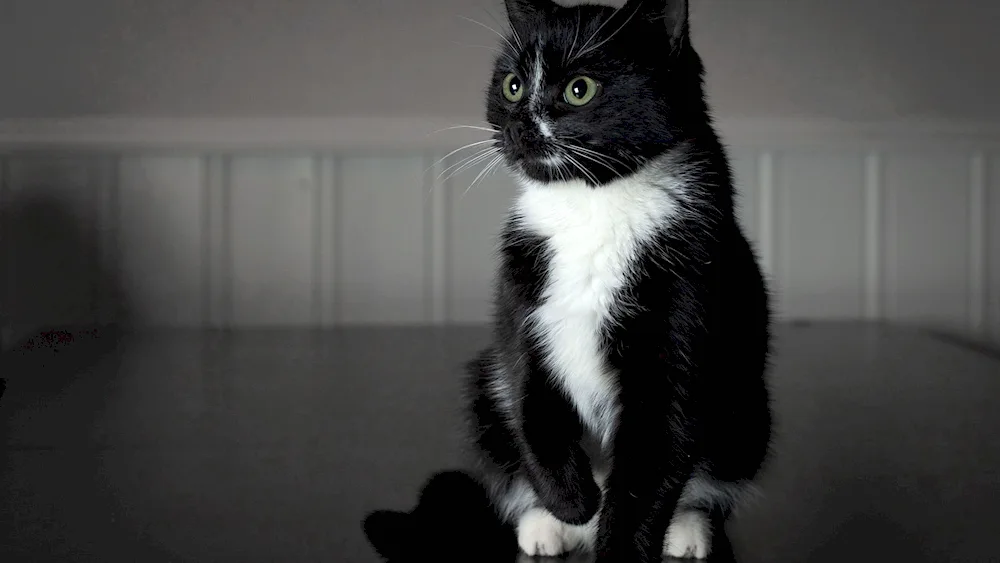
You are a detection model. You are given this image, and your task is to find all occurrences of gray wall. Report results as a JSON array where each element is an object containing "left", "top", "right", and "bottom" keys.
[
  {"left": 1, "top": 0, "right": 999, "bottom": 350},
  {"left": 3, "top": 0, "right": 999, "bottom": 120}
]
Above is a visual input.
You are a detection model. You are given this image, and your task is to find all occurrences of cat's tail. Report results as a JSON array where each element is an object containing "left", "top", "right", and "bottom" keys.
[{"left": 362, "top": 469, "right": 517, "bottom": 562}]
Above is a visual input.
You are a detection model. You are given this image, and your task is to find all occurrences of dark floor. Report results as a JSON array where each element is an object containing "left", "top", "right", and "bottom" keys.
[{"left": 1, "top": 323, "right": 998, "bottom": 562}]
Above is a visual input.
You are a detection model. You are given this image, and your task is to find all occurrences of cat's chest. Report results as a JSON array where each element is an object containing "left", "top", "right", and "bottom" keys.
[
  {"left": 515, "top": 182, "right": 675, "bottom": 313},
  {"left": 513, "top": 181, "right": 676, "bottom": 442}
]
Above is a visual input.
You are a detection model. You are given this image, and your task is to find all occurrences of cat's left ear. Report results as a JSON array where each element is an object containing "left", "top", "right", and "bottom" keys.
[{"left": 624, "top": 0, "right": 689, "bottom": 52}]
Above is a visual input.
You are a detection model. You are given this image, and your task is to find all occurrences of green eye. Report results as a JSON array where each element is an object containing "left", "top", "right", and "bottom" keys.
[
  {"left": 502, "top": 73, "right": 524, "bottom": 102},
  {"left": 564, "top": 75, "right": 599, "bottom": 106}
]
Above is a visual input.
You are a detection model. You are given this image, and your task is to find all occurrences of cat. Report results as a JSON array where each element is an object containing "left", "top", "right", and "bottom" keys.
[{"left": 461, "top": 0, "right": 774, "bottom": 562}]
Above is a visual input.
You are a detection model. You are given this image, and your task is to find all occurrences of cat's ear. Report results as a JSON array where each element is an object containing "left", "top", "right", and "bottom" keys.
[
  {"left": 624, "top": 0, "right": 689, "bottom": 52},
  {"left": 504, "top": 0, "right": 553, "bottom": 31}
]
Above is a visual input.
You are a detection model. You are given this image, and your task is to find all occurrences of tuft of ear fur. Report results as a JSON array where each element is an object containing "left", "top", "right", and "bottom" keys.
[{"left": 624, "top": 0, "right": 689, "bottom": 52}]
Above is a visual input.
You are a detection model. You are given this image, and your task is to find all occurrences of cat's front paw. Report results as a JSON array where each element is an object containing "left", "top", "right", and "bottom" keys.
[
  {"left": 516, "top": 508, "right": 574, "bottom": 557},
  {"left": 663, "top": 510, "right": 712, "bottom": 559},
  {"left": 534, "top": 470, "right": 601, "bottom": 525},
  {"left": 544, "top": 487, "right": 600, "bottom": 526}
]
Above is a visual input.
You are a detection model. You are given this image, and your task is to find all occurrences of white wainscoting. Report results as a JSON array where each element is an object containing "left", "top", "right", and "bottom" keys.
[{"left": 0, "top": 118, "right": 998, "bottom": 349}]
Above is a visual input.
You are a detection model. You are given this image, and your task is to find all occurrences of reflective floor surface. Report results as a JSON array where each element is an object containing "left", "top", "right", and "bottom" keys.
[{"left": 2, "top": 323, "right": 998, "bottom": 562}]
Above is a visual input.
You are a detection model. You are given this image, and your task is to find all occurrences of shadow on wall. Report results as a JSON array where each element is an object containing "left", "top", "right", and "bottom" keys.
[
  {"left": 0, "top": 177, "right": 180, "bottom": 560},
  {"left": 0, "top": 183, "right": 132, "bottom": 390}
]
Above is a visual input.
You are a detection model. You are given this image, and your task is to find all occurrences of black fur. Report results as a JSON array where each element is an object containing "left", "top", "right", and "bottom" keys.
[{"left": 461, "top": 1, "right": 774, "bottom": 562}]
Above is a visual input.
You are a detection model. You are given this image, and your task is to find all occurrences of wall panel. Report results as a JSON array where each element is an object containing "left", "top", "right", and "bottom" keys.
[
  {"left": 774, "top": 151, "right": 867, "bottom": 319},
  {"left": 1, "top": 120, "right": 998, "bottom": 349},
  {"left": 337, "top": 156, "right": 428, "bottom": 325},
  {"left": 730, "top": 149, "right": 760, "bottom": 247},
  {"left": 229, "top": 156, "right": 318, "bottom": 326},
  {"left": 3, "top": 155, "right": 104, "bottom": 333},
  {"left": 118, "top": 156, "right": 204, "bottom": 326},
  {"left": 883, "top": 152, "right": 972, "bottom": 333},
  {"left": 445, "top": 156, "right": 516, "bottom": 324},
  {"left": 988, "top": 154, "right": 1000, "bottom": 343}
]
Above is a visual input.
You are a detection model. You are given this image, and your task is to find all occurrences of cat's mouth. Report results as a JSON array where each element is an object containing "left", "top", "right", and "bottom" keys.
[
  {"left": 522, "top": 153, "right": 564, "bottom": 167},
  {"left": 510, "top": 151, "right": 568, "bottom": 183}
]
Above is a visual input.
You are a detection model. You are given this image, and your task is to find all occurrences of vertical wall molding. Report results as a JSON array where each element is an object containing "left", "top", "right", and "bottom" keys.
[
  {"left": 201, "top": 154, "right": 233, "bottom": 329},
  {"left": 882, "top": 152, "right": 900, "bottom": 322},
  {"left": 314, "top": 155, "right": 338, "bottom": 327},
  {"left": 969, "top": 151, "right": 988, "bottom": 337},
  {"left": 774, "top": 152, "right": 792, "bottom": 309},
  {"left": 94, "top": 155, "right": 121, "bottom": 325},
  {"left": 988, "top": 153, "right": 1000, "bottom": 344},
  {"left": 425, "top": 153, "right": 450, "bottom": 325},
  {"left": 330, "top": 156, "right": 343, "bottom": 325},
  {"left": 221, "top": 156, "right": 234, "bottom": 327},
  {"left": 199, "top": 156, "right": 212, "bottom": 328},
  {"left": 757, "top": 151, "right": 776, "bottom": 284},
  {"left": 309, "top": 155, "right": 324, "bottom": 327},
  {"left": 0, "top": 156, "right": 9, "bottom": 348},
  {"left": 864, "top": 151, "right": 884, "bottom": 321}
]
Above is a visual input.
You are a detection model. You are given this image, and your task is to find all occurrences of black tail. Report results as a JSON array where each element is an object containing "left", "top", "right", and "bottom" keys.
[{"left": 362, "top": 470, "right": 516, "bottom": 562}]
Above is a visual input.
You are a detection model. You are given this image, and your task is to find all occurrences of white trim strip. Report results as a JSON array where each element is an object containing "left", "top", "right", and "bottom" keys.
[{"left": 2, "top": 117, "right": 1000, "bottom": 151}]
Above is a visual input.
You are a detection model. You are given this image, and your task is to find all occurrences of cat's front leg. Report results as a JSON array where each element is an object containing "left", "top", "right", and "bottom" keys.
[
  {"left": 594, "top": 401, "right": 699, "bottom": 562},
  {"left": 594, "top": 312, "right": 708, "bottom": 562},
  {"left": 519, "top": 370, "right": 601, "bottom": 526}
]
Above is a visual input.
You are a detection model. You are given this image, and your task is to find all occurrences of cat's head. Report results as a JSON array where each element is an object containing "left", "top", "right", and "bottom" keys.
[{"left": 484, "top": 0, "right": 711, "bottom": 187}]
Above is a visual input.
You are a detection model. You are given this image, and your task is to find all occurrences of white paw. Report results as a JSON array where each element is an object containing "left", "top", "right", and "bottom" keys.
[
  {"left": 517, "top": 508, "right": 574, "bottom": 557},
  {"left": 663, "top": 510, "right": 711, "bottom": 559}
]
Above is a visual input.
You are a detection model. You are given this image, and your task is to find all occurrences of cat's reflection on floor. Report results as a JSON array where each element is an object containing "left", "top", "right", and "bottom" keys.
[{"left": 362, "top": 471, "right": 739, "bottom": 563}]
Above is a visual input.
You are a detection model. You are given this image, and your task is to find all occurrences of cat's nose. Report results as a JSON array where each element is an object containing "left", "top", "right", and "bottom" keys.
[
  {"left": 503, "top": 122, "right": 524, "bottom": 150},
  {"left": 504, "top": 121, "right": 542, "bottom": 155}
]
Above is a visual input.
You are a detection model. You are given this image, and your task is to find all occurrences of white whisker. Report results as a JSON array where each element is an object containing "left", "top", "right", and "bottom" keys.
[
  {"left": 437, "top": 147, "right": 496, "bottom": 181},
  {"left": 449, "top": 40, "right": 505, "bottom": 57},
  {"left": 573, "top": 4, "right": 623, "bottom": 61},
  {"left": 425, "top": 139, "right": 499, "bottom": 175},
  {"left": 555, "top": 154, "right": 573, "bottom": 183},
  {"left": 574, "top": 1, "right": 643, "bottom": 61},
  {"left": 480, "top": 4, "right": 522, "bottom": 51},
  {"left": 442, "top": 147, "right": 499, "bottom": 180},
  {"left": 564, "top": 10, "right": 583, "bottom": 65},
  {"left": 464, "top": 153, "right": 506, "bottom": 196},
  {"left": 565, "top": 143, "right": 631, "bottom": 169},
  {"left": 566, "top": 145, "right": 622, "bottom": 179},
  {"left": 563, "top": 152, "right": 601, "bottom": 186},
  {"left": 428, "top": 146, "right": 498, "bottom": 195},
  {"left": 426, "top": 125, "right": 499, "bottom": 136},
  {"left": 458, "top": 15, "right": 519, "bottom": 56},
  {"left": 442, "top": 147, "right": 502, "bottom": 183}
]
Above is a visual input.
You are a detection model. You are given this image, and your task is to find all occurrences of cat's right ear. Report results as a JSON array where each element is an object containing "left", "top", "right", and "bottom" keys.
[
  {"left": 623, "top": 0, "right": 688, "bottom": 53},
  {"left": 504, "top": 0, "right": 552, "bottom": 32}
]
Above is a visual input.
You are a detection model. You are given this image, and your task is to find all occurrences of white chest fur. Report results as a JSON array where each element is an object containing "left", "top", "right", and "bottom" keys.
[{"left": 514, "top": 177, "right": 679, "bottom": 446}]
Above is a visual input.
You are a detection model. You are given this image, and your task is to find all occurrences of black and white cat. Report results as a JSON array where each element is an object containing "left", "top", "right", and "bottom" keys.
[{"left": 462, "top": 0, "right": 773, "bottom": 561}]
